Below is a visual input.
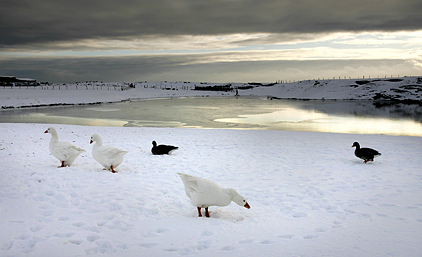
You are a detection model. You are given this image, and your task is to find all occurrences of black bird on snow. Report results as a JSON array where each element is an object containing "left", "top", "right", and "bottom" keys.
[
  {"left": 151, "top": 141, "right": 178, "bottom": 155},
  {"left": 351, "top": 142, "right": 381, "bottom": 163}
]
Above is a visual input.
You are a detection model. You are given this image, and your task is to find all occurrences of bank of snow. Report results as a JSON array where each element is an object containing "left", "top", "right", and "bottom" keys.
[
  {"left": 1, "top": 123, "right": 422, "bottom": 257},
  {"left": 1, "top": 77, "right": 421, "bottom": 109}
]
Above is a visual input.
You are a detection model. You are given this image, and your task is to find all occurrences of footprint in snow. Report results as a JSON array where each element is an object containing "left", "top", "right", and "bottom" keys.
[
  {"left": 201, "top": 230, "right": 214, "bottom": 236},
  {"left": 55, "top": 232, "right": 75, "bottom": 238},
  {"left": 97, "top": 220, "right": 108, "bottom": 226},
  {"left": 156, "top": 228, "right": 169, "bottom": 234},
  {"left": 344, "top": 208, "right": 357, "bottom": 214},
  {"left": 41, "top": 210, "right": 54, "bottom": 217},
  {"left": 9, "top": 235, "right": 45, "bottom": 254},
  {"left": 279, "top": 234, "right": 294, "bottom": 239},
  {"left": 163, "top": 247, "right": 178, "bottom": 253},
  {"left": 380, "top": 203, "right": 396, "bottom": 207},
  {"left": 68, "top": 240, "right": 83, "bottom": 245},
  {"left": 315, "top": 227, "right": 326, "bottom": 233},
  {"left": 103, "top": 214, "right": 115, "bottom": 220},
  {"left": 29, "top": 225, "right": 43, "bottom": 232},
  {"left": 140, "top": 243, "right": 159, "bottom": 248},
  {"left": 261, "top": 240, "right": 276, "bottom": 244},
  {"left": 1, "top": 240, "right": 14, "bottom": 251},
  {"left": 164, "top": 247, "right": 193, "bottom": 255},
  {"left": 292, "top": 212, "right": 308, "bottom": 218},
  {"left": 303, "top": 235, "right": 318, "bottom": 240},
  {"left": 44, "top": 190, "right": 55, "bottom": 197},
  {"left": 72, "top": 222, "right": 87, "bottom": 228},
  {"left": 222, "top": 245, "right": 237, "bottom": 251},
  {"left": 85, "top": 239, "right": 114, "bottom": 254},
  {"left": 376, "top": 213, "right": 389, "bottom": 217},
  {"left": 85, "top": 225, "right": 101, "bottom": 233},
  {"left": 14, "top": 234, "right": 30, "bottom": 240},
  {"left": 86, "top": 235, "right": 100, "bottom": 242},
  {"left": 197, "top": 240, "right": 211, "bottom": 250},
  {"left": 238, "top": 239, "right": 254, "bottom": 244}
]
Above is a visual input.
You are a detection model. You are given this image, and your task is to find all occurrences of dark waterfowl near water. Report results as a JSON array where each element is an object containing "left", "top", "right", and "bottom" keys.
[
  {"left": 151, "top": 141, "right": 178, "bottom": 155},
  {"left": 352, "top": 142, "right": 381, "bottom": 163}
]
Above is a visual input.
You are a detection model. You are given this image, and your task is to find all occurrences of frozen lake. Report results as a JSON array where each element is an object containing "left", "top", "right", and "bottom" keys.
[{"left": 1, "top": 97, "right": 422, "bottom": 136}]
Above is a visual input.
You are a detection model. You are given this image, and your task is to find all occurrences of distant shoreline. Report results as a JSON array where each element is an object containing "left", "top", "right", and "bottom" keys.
[
  {"left": 2, "top": 96, "right": 421, "bottom": 112},
  {"left": 1, "top": 76, "right": 421, "bottom": 109}
]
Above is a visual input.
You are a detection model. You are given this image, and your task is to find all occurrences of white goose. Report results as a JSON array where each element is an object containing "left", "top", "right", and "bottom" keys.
[
  {"left": 44, "top": 127, "right": 85, "bottom": 167},
  {"left": 178, "top": 173, "right": 250, "bottom": 217},
  {"left": 90, "top": 134, "right": 128, "bottom": 173}
]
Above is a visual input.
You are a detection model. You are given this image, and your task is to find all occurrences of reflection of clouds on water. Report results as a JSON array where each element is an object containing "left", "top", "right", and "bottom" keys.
[
  {"left": 123, "top": 120, "right": 187, "bottom": 128},
  {"left": 301, "top": 101, "right": 422, "bottom": 123},
  {"left": 85, "top": 107, "right": 120, "bottom": 112},
  {"left": 298, "top": 116, "right": 422, "bottom": 136},
  {"left": 216, "top": 108, "right": 328, "bottom": 124},
  {"left": 216, "top": 108, "right": 422, "bottom": 137},
  {"left": 86, "top": 119, "right": 126, "bottom": 127},
  {"left": 11, "top": 113, "right": 128, "bottom": 127},
  {"left": 192, "top": 106, "right": 220, "bottom": 110}
]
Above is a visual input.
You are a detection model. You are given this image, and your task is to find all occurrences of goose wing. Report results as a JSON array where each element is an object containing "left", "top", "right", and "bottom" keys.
[
  {"left": 361, "top": 147, "right": 381, "bottom": 156},
  {"left": 178, "top": 173, "right": 200, "bottom": 197},
  {"left": 51, "top": 141, "right": 85, "bottom": 160},
  {"left": 178, "top": 173, "right": 223, "bottom": 197}
]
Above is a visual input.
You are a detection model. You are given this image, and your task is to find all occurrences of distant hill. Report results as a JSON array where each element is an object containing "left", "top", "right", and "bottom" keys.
[{"left": 1, "top": 76, "right": 421, "bottom": 109}]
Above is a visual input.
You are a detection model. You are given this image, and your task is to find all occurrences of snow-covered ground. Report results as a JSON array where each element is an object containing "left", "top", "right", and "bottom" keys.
[
  {"left": 1, "top": 124, "right": 422, "bottom": 257},
  {"left": 1, "top": 78, "right": 422, "bottom": 257},
  {"left": 1, "top": 76, "right": 421, "bottom": 109}
]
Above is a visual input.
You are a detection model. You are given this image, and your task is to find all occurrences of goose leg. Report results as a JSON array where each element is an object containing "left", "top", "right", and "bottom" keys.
[
  {"left": 59, "top": 161, "right": 66, "bottom": 168},
  {"left": 197, "top": 207, "right": 202, "bottom": 217},
  {"left": 110, "top": 165, "right": 116, "bottom": 173},
  {"left": 205, "top": 207, "right": 210, "bottom": 218}
]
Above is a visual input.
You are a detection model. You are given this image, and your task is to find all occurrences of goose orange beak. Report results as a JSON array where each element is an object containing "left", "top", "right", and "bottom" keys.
[
  {"left": 44, "top": 130, "right": 48, "bottom": 133},
  {"left": 244, "top": 202, "right": 251, "bottom": 209},
  {"left": 90, "top": 140, "right": 93, "bottom": 144}
]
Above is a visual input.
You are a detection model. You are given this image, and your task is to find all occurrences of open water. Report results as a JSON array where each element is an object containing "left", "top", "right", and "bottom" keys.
[{"left": 1, "top": 97, "right": 421, "bottom": 137}]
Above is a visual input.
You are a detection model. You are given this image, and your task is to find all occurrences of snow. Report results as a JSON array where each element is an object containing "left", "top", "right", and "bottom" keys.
[
  {"left": 1, "top": 76, "right": 421, "bottom": 109},
  {"left": 1, "top": 77, "right": 422, "bottom": 257}
]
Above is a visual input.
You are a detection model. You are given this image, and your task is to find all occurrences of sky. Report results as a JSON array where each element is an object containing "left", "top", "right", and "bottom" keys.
[{"left": 1, "top": 0, "right": 422, "bottom": 83}]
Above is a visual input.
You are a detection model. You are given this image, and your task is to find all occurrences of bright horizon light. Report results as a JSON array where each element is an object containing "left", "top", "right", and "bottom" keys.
[{"left": 3, "top": 31, "right": 422, "bottom": 59}]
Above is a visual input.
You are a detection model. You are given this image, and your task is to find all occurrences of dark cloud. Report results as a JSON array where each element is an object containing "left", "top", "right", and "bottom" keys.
[
  {"left": 1, "top": 1, "right": 420, "bottom": 83},
  {"left": 1, "top": 0, "right": 421, "bottom": 47}
]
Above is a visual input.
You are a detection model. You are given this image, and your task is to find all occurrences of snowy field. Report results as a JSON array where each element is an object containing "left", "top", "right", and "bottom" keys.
[
  {"left": 1, "top": 78, "right": 422, "bottom": 256},
  {"left": 1, "top": 124, "right": 422, "bottom": 257},
  {"left": 1, "top": 76, "right": 421, "bottom": 109}
]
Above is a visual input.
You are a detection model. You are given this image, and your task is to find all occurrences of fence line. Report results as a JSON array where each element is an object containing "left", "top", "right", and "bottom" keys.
[
  {"left": 274, "top": 75, "right": 415, "bottom": 84},
  {"left": 1, "top": 75, "right": 418, "bottom": 89}
]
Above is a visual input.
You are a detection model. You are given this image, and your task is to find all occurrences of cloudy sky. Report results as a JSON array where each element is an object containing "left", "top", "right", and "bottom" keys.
[{"left": 1, "top": 0, "right": 421, "bottom": 83}]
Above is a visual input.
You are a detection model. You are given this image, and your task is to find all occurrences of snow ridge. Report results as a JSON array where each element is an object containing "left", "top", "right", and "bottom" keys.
[{"left": 1, "top": 76, "right": 421, "bottom": 109}]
